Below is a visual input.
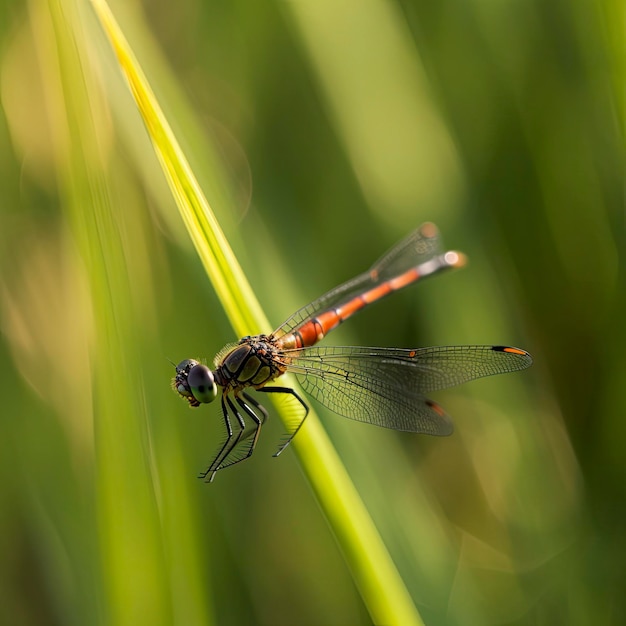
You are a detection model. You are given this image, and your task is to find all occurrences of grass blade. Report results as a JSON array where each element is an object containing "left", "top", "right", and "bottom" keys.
[{"left": 89, "top": 0, "right": 425, "bottom": 623}]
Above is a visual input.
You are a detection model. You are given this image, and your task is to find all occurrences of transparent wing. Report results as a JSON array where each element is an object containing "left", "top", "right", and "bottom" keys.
[
  {"left": 282, "top": 345, "right": 532, "bottom": 434},
  {"left": 272, "top": 223, "right": 442, "bottom": 338}
]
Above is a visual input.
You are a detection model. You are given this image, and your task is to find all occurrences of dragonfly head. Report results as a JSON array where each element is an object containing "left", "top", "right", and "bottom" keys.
[{"left": 173, "top": 359, "right": 218, "bottom": 407}]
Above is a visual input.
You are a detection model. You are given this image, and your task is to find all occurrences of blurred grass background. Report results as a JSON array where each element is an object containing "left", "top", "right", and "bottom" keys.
[{"left": 0, "top": 0, "right": 623, "bottom": 625}]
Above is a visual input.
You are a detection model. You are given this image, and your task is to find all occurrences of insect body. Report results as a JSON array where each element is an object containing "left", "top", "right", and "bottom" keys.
[{"left": 174, "top": 223, "right": 532, "bottom": 481}]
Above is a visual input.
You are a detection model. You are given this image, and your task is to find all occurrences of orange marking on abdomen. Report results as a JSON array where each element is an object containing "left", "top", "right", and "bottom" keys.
[
  {"left": 336, "top": 297, "right": 366, "bottom": 321},
  {"left": 387, "top": 268, "right": 420, "bottom": 290},
  {"left": 295, "top": 321, "right": 321, "bottom": 347},
  {"left": 315, "top": 310, "right": 341, "bottom": 335},
  {"left": 361, "top": 282, "right": 392, "bottom": 304}
]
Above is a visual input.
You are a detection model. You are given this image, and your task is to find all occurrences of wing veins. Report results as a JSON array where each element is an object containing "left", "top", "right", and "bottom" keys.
[{"left": 283, "top": 345, "right": 532, "bottom": 395}]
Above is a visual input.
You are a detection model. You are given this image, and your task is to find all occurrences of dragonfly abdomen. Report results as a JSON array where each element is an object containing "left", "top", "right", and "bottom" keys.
[{"left": 277, "top": 252, "right": 465, "bottom": 350}]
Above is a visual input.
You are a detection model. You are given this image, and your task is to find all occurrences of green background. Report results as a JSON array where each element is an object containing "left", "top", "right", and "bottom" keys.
[{"left": 0, "top": 0, "right": 623, "bottom": 624}]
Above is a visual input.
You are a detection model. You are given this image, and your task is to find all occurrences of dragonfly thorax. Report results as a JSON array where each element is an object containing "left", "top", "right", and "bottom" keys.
[{"left": 216, "top": 335, "right": 285, "bottom": 390}]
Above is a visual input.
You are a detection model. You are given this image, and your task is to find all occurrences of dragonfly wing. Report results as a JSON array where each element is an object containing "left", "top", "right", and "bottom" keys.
[
  {"left": 284, "top": 345, "right": 532, "bottom": 433},
  {"left": 368, "top": 221, "right": 442, "bottom": 281},
  {"left": 296, "top": 367, "right": 454, "bottom": 434},
  {"left": 272, "top": 223, "right": 442, "bottom": 338}
]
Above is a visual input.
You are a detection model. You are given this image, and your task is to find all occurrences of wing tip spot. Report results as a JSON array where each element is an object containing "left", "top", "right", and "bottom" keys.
[
  {"left": 420, "top": 222, "right": 438, "bottom": 239},
  {"left": 493, "top": 346, "right": 529, "bottom": 356},
  {"left": 426, "top": 399, "right": 446, "bottom": 417}
]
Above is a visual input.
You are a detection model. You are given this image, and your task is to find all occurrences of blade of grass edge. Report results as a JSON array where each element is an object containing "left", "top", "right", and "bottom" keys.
[
  {"left": 41, "top": 1, "right": 176, "bottom": 624},
  {"left": 88, "top": 1, "right": 425, "bottom": 624}
]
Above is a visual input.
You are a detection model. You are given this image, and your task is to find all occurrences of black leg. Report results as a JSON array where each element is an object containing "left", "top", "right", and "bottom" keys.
[
  {"left": 258, "top": 386, "right": 309, "bottom": 457},
  {"left": 230, "top": 395, "right": 263, "bottom": 464},
  {"left": 243, "top": 392, "right": 268, "bottom": 424},
  {"left": 199, "top": 395, "right": 245, "bottom": 482}
]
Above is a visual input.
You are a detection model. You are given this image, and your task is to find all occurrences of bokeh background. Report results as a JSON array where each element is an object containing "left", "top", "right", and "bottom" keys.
[{"left": 0, "top": 0, "right": 623, "bottom": 624}]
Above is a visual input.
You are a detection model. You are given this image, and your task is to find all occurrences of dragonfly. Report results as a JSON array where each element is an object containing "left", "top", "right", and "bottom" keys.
[{"left": 174, "top": 223, "right": 532, "bottom": 482}]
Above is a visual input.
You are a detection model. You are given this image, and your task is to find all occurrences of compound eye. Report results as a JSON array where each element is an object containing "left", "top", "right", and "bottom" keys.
[
  {"left": 174, "top": 359, "right": 198, "bottom": 398},
  {"left": 187, "top": 364, "right": 217, "bottom": 404}
]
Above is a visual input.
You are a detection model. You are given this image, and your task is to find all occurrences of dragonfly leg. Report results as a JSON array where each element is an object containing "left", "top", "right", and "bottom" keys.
[
  {"left": 199, "top": 395, "right": 245, "bottom": 482},
  {"left": 226, "top": 394, "right": 264, "bottom": 465},
  {"left": 243, "top": 391, "right": 269, "bottom": 424},
  {"left": 258, "top": 386, "right": 309, "bottom": 457}
]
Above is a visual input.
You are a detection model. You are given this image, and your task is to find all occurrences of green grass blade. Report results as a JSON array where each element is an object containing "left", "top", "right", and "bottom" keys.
[
  {"left": 42, "top": 1, "right": 176, "bottom": 624},
  {"left": 89, "top": 0, "right": 425, "bottom": 623}
]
